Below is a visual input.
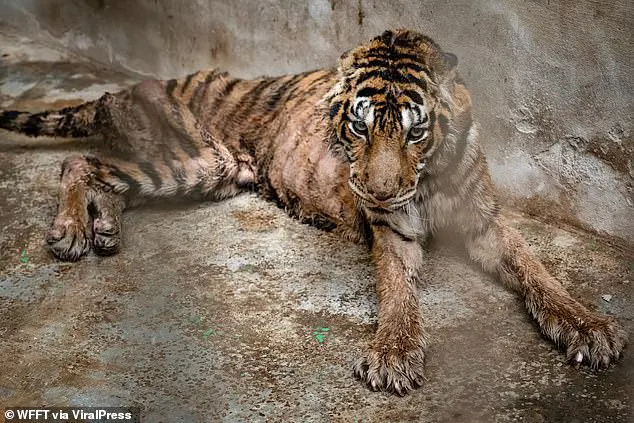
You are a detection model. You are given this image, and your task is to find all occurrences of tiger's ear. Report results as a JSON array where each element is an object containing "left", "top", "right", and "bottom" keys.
[
  {"left": 437, "top": 51, "right": 459, "bottom": 94},
  {"left": 444, "top": 52, "right": 458, "bottom": 70}
]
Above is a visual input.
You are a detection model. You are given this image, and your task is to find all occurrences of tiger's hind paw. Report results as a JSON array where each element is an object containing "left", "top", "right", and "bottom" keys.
[
  {"left": 46, "top": 213, "right": 91, "bottom": 261},
  {"left": 92, "top": 215, "right": 121, "bottom": 256}
]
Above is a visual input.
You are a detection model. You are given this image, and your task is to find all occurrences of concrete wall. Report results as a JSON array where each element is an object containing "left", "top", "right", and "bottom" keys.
[{"left": 1, "top": 0, "right": 632, "bottom": 244}]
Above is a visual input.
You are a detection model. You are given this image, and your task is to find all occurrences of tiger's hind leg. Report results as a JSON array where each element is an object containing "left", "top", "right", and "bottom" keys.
[
  {"left": 46, "top": 78, "right": 257, "bottom": 261},
  {"left": 47, "top": 143, "right": 254, "bottom": 261},
  {"left": 46, "top": 154, "right": 127, "bottom": 261},
  {"left": 90, "top": 189, "right": 126, "bottom": 256},
  {"left": 46, "top": 155, "right": 93, "bottom": 261}
]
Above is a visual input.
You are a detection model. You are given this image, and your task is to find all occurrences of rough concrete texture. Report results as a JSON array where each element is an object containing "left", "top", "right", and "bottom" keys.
[
  {"left": 0, "top": 24, "right": 633, "bottom": 423},
  {"left": 0, "top": 0, "right": 632, "bottom": 245}
]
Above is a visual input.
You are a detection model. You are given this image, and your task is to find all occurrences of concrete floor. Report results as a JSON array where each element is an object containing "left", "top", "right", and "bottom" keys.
[{"left": 0, "top": 26, "right": 632, "bottom": 423}]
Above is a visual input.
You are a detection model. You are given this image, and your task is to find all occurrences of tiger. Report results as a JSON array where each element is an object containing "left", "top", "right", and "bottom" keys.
[{"left": 0, "top": 29, "right": 626, "bottom": 395}]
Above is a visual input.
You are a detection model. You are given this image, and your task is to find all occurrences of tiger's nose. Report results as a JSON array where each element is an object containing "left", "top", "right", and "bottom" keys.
[{"left": 368, "top": 189, "right": 392, "bottom": 202}]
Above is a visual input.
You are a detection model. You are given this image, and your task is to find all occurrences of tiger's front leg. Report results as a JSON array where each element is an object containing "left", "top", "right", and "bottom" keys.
[
  {"left": 466, "top": 219, "right": 627, "bottom": 368},
  {"left": 354, "top": 224, "right": 427, "bottom": 395}
]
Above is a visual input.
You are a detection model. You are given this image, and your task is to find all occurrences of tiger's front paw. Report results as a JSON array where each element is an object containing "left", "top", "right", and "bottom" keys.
[
  {"left": 560, "top": 313, "right": 627, "bottom": 369},
  {"left": 46, "top": 213, "right": 91, "bottom": 261},
  {"left": 353, "top": 344, "right": 426, "bottom": 395}
]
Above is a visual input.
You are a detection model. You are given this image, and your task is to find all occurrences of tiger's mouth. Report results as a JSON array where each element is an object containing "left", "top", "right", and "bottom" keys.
[{"left": 348, "top": 179, "right": 416, "bottom": 212}]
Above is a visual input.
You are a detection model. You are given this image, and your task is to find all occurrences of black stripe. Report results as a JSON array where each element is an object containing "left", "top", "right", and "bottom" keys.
[
  {"left": 166, "top": 79, "right": 178, "bottom": 98},
  {"left": 258, "top": 72, "right": 308, "bottom": 117},
  {"left": 188, "top": 70, "right": 226, "bottom": 111},
  {"left": 356, "top": 69, "right": 389, "bottom": 85},
  {"left": 305, "top": 71, "right": 332, "bottom": 89},
  {"left": 251, "top": 73, "right": 308, "bottom": 139},
  {"left": 355, "top": 59, "right": 428, "bottom": 76},
  {"left": 265, "top": 79, "right": 293, "bottom": 110},
  {"left": 84, "top": 155, "right": 102, "bottom": 168},
  {"left": 241, "top": 78, "right": 277, "bottom": 110},
  {"left": 202, "top": 78, "right": 241, "bottom": 127},
  {"left": 356, "top": 86, "right": 383, "bottom": 98},
  {"left": 222, "top": 78, "right": 277, "bottom": 137},
  {"left": 365, "top": 49, "right": 427, "bottom": 65},
  {"left": 354, "top": 59, "right": 390, "bottom": 69},
  {"left": 411, "top": 105, "right": 421, "bottom": 122},
  {"left": 402, "top": 89, "right": 424, "bottom": 105},
  {"left": 254, "top": 71, "right": 330, "bottom": 141},
  {"left": 181, "top": 71, "right": 198, "bottom": 95},
  {"left": 107, "top": 165, "right": 141, "bottom": 193},
  {"left": 58, "top": 111, "right": 75, "bottom": 136},
  {"left": 341, "top": 99, "right": 350, "bottom": 116},
  {"left": 428, "top": 110, "right": 436, "bottom": 127},
  {"left": 338, "top": 124, "right": 348, "bottom": 144},
  {"left": 280, "top": 70, "right": 323, "bottom": 100},
  {"left": 329, "top": 101, "right": 342, "bottom": 119},
  {"left": 24, "top": 112, "right": 50, "bottom": 136},
  {"left": 139, "top": 161, "right": 163, "bottom": 190},
  {"left": 172, "top": 166, "right": 187, "bottom": 185},
  {"left": 179, "top": 137, "right": 202, "bottom": 159},
  {"left": 0, "top": 110, "right": 22, "bottom": 131},
  {"left": 301, "top": 72, "right": 333, "bottom": 97},
  {"left": 404, "top": 74, "right": 427, "bottom": 91},
  {"left": 378, "top": 30, "right": 393, "bottom": 45},
  {"left": 217, "top": 78, "right": 240, "bottom": 102},
  {"left": 395, "top": 61, "right": 427, "bottom": 74}
]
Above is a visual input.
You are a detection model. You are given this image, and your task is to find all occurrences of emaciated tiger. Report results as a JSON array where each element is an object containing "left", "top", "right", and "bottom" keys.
[{"left": 0, "top": 29, "right": 626, "bottom": 395}]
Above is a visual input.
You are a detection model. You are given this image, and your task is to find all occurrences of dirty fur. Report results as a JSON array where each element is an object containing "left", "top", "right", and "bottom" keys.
[{"left": 0, "top": 29, "right": 626, "bottom": 395}]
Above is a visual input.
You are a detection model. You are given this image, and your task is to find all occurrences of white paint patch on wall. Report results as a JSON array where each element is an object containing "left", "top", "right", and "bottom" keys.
[
  {"left": 0, "top": 80, "right": 37, "bottom": 98},
  {"left": 536, "top": 141, "right": 633, "bottom": 237},
  {"left": 488, "top": 151, "right": 553, "bottom": 198}
]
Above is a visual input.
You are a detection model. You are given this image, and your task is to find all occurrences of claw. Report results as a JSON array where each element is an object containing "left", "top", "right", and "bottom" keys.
[{"left": 575, "top": 351, "right": 583, "bottom": 363}]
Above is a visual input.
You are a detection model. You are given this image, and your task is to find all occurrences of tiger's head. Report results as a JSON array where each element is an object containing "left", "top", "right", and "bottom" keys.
[{"left": 324, "top": 29, "right": 470, "bottom": 212}]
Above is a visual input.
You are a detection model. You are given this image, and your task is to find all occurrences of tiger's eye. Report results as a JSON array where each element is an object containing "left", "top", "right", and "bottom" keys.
[
  {"left": 408, "top": 126, "right": 428, "bottom": 144},
  {"left": 409, "top": 127, "right": 425, "bottom": 138},
  {"left": 352, "top": 120, "right": 367, "bottom": 134}
]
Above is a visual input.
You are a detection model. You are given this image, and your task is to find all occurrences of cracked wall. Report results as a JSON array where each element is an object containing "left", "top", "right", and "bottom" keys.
[{"left": 0, "top": 0, "right": 632, "bottom": 243}]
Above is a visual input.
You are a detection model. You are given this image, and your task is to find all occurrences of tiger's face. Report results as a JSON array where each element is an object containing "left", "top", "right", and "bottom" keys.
[{"left": 325, "top": 29, "right": 458, "bottom": 212}]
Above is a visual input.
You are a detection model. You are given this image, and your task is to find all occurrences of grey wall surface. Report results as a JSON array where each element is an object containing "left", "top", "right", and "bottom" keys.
[{"left": 1, "top": 0, "right": 632, "bottom": 244}]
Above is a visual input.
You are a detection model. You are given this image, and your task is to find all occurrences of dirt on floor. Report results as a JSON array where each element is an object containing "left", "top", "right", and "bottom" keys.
[{"left": 0, "top": 25, "right": 632, "bottom": 423}]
